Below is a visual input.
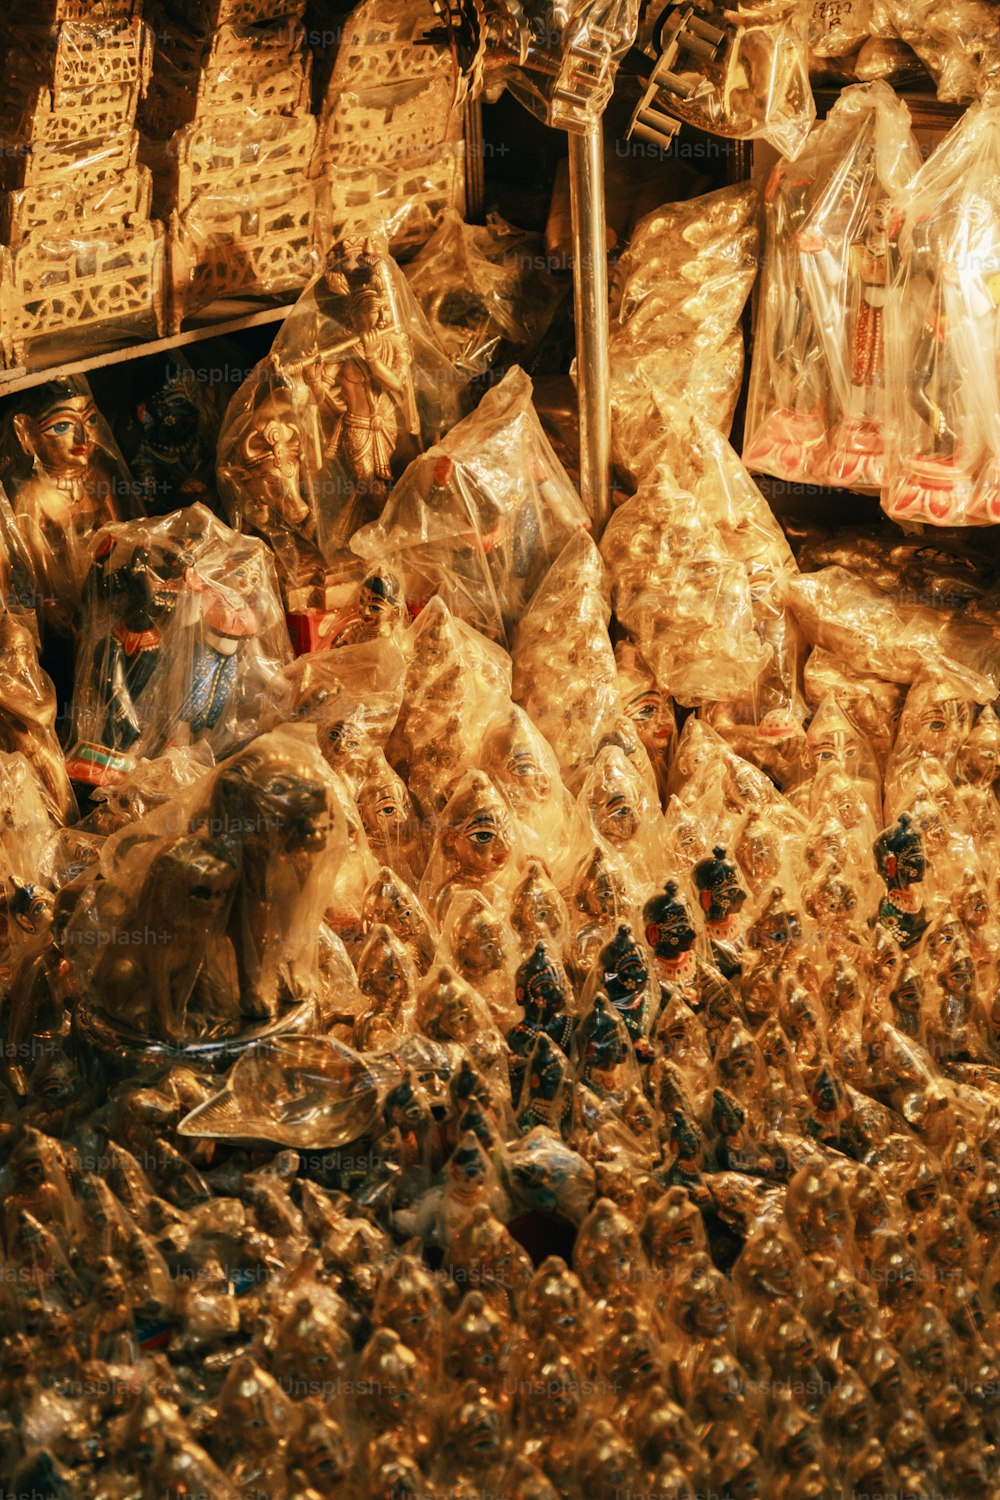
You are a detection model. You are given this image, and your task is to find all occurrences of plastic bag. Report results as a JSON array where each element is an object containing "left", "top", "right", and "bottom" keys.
[
  {"left": 139, "top": 13, "right": 310, "bottom": 139},
  {"left": 162, "top": 110, "right": 320, "bottom": 329},
  {"left": 0, "top": 15, "right": 166, "bottom": 363},
  {"left": 802, "top": 645, "right": 905, "bottom": 767},
  {"left": 870, "top": 0, "right": 1000, "bottom": 102},
  {"left": 127, "top": 354, "right": 224, "bottom": 517},
  {"left": 629, "top": 0, "right": 815, "bottom": 159},
  {"left": 786, "top": 565, "right": 1000, "bottom": 696},
  {"left": 512, "top": 531, "right": 622, "bottom": 794},
  {"left": 0, "top": 613, "right": 76, "bottom": 824},
  {"left": 609, "top": 184, "right": 759, "bottom": 470},
  {"left": 601, "top": 478, "right": 769, "bottom": 707},
  {"left": 386, "top": 594, "right": 513, "bottom": 820},
  {"left": 64, "top": 503, "right": 292, "bottom": 788},
  {"left": 352, "top": 367, "right": 590, "bottom": 648},
  {"left": 744, "top": 81, "right": 922, "bottom": 492},
  {"left": 882, "top": 93, "right": 1000, "bottom": 525},
  {"left": 442, "top": 0, "right": 641, "bottom": 134},
  {"left": 479, "top": 704, "right": 575, "bottom": 869},
  {"left": 0, "top": 484, "right": 41, "bottom": 638},
  {"left": 217, "top": 235, "right": 463, "bottom": 592},
  {"left": 65, "top": 724, "right": 372, "bottom": 1052},
  {"left": 404, "top": 210, "right": 563, "bottom": 379},
  {"left": 314, "top": 0, "right": 466, "bottom": 258}
]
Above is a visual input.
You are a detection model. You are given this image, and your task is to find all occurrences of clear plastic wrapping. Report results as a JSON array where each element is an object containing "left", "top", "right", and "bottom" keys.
[
  {"left": 744, "top": 81, "right": 922, "bottom": 492},
  {"left": 882, "top": 93, "right": 1000, "bottom": 525},
  {"left": 868, "top": 0, "right": 1000, "bottom": 102},
  {"left": 65, "top": 724, "right": 371, "bottom": 1050},
  {"left": 352, "top": 367, "right": 590, "bottom": 647},
  {"left": 601, "top": 418, "right": 797, "bottom": 728},
  {"left": 512, "top": 530, "right": 622, "bottom": 794},
  {"left": 610, "top": 184, "right": 759, "bottom": 469},
  {"left": 631, "top": 0, "right": 815, "bottom": 158},
  {"left": 0, "top": 16, "right": 151, "bottom": 96},
  {"left": 217, "top": 236, "right": 463, "bottom": 596},
  {"left": 498, "top": 1, "right": 641, "bottom": 134},
  {"left": 313, "top": 0, "right": 466, "bottom": 258},
  {"left": 385, "top": 593, "right": 513, "bottom": 821},
  {"left": 404, "top": 210, "right": 563, "bottom": 379},
  {"left": 169, "top": 0, "right": 307, "bottom": 27},
  {"left": 0, "top": 611, "right": 76, "bottom": 823},
  {"left": 0, "top": 221, "right": 166, "bottom": 366},
  {"left": 64, "top": 503, "right": 292, "bottom": 787},
  {"left": 140, "top": 10, "right": 310, "bottom": 139},
  {"left": 786, "top": 565, "right": 1000, "bottom": 696},
  {"left": 601, "top": 476, "right": 769, "bottom": 706},
  {"left": 127, "top": 355, "right": 224, "bottom": 517},
  {"left": 0, "top": 13, "right": 166, "bottom": 363},
  {"left": 163, "top": 107, "right": 321, "bottom": 330}
]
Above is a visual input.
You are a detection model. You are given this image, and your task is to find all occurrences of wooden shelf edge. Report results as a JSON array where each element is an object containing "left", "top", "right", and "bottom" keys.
[{"left": 0, "top": 299, "right": 298, "bottom": 397}]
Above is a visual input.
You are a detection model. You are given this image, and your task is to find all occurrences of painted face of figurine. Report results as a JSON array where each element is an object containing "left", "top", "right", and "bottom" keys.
[
  {"left": 624, "top": 681, "right": 675, "bottom": 746},
  {"left": 928, "top": 919, "right": 975, "bottom": 997},
  {"left": 322, "top": 718, "right": 367, "bottom": 767},
  {"left": 716, "top": 1023, "right": 758, "bottom": 1084},
  {"left": 0, "top": 619, "right": 47, "bottom": 705},
  {"left": 384, "top": 1073, "right": 427, "bottom": 1132},
  {"left": 574, "top": 847, "right": 626, "bottom": 920},
  {"left": 581, "top": 997, "right": 631, "bottom": 1093},
  {"left": 515, "top": 942, "right": 569, "bottom": 1017},
  {"left": 736, "top": 816, "right": 782, "bottom": 887},
  {"left": 482, "top": 714, "right": 552, "bottom": 810},
  {"left": 150, "top": 379, "right": 200, "bottom": 440},
  {"left": 807, "top": 866, "right": 859, "bottom": 929},
  {"left": 692, "top": 847, "right": 748, "bottom": 926},
  {"left": 442, "top": 776, "right": 513, "bottom": 879},
  {"left": 19, "top": 393, "right": 100, "bottom": 471},
  {"left": 643, "top": 1189, "right": 704, "bottom": 1261},
  {"left": 289, "top": 1413, "right": 349, "bottom": 1492},
  {"left": 521, "top": 1259, "right": 587, "bottom": 1349},
  {"left": 617, "top": 645, "right": 675, "bottom": 756},
  {"left": 525, "top": 1035, "right": 570, "bottom": 1106},
  {"left": 229, "top": 557, "right": 262, "bottom": 596},
  {"left": 741, "top": 1229, "right": 798, "bottom": 1300},
  {"left": 749, "top": 888, "right": 803, "bottom": 957},
  {"left": 898, "top": 677, "right": 973, "bottom": 762},
  {"left": 600, "top": 923, "right": 649, "bottom": 1000},
  {"left": 643, "top": 881, "right": 697, "bottom": 963},
  {"left": 807, "top": 698, "right": 868, "bottom": 777},
  {"left": 358, "top": 774, "right": 414, "bottom": 848},
  {"left": 957, "top": 706, "right": 1000, "bottom": 786},
  {"left": 451, "top": 897, "right": 508, "bottom": 977},
  {"left": 358, "top": 571, "right": 401, "bottom": 627},
  {"left": 419, "top": 968, "right": 477, "bottom": 1041},
  {"left": 786, "top": 1161, "right": 849, "bottom": 1254},
  {"left": 875, "top": 815, "right": 925, "bottom": 890},
  {"left": 958, "top": 877, "right": 991, "bottom": 933},
  {"left": 358, "top": 927, "right": 413, "bottom": 1006},
  {"left": 448, "top": 1136, "right": 489, "bottom": 1190},
  {"left": 674, "top": 1255, "right": 731, "bottom": 1339},
  {"left": 656, "top": 1000, "right": 706, "bottom": 1064},
  {"left": 589, "top": 760, "right": 640, "bottom": 846},
  {"left": 511, "top": 864, "right": 565, "bottom": 947}
]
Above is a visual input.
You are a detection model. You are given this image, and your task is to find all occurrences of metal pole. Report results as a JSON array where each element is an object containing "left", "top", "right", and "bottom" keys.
[{"left": 568, "top": 123, "right": 612, "bottom": 535}]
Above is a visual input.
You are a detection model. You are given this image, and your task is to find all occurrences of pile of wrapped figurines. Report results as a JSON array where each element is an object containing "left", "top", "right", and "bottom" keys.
[
  {"left": 6, "top": 214, "right": 1000, "bottom": 1500},
  {"left": 744, "top": 80, "right": 1000, "bottom": 528}
]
